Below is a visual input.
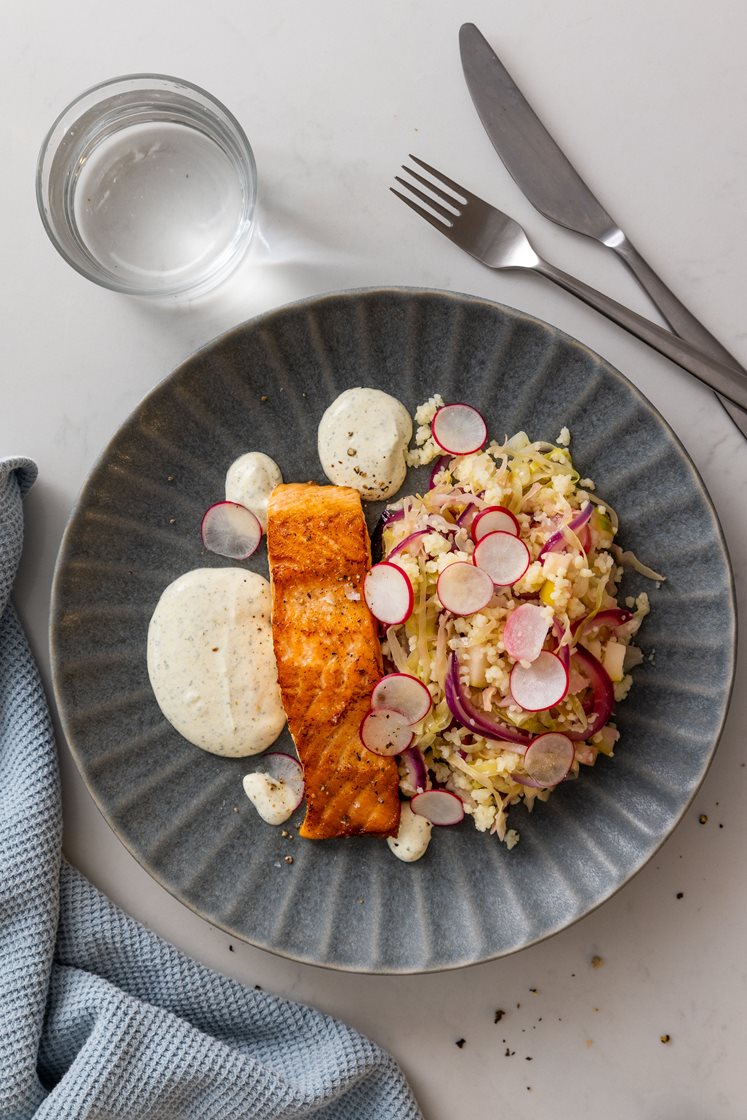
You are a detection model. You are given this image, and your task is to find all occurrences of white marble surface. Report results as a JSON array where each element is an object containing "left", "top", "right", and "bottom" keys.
[{"left": 3, "top": 1, "right": 747, "bottom": 1116}]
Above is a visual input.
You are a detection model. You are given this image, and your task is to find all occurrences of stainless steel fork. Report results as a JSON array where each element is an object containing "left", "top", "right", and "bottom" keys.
[{"left": 392, "top": 156, "right": 747, "bottom": 414}]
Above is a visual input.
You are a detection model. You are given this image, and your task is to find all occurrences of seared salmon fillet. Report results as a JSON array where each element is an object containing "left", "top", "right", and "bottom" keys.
[{"left": 266, "top": 483, "right": 401, "bottom": 839}]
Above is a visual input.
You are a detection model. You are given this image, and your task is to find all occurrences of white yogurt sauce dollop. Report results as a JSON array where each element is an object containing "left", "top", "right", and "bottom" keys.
[
  {"left": 387, "top": 802, "right": 432, "bottom": 862},
  {"left": 318, "top": 387, "right": 412, "bottom": 500},
  {"left": 242, "top": 773, "right": 297, "bottom": 825},
  {"left": 225, "top": 452, "right": 283, "bottom": 531},
  {"left": 147, "top": 568, "right": 286, "bottom": 757}
]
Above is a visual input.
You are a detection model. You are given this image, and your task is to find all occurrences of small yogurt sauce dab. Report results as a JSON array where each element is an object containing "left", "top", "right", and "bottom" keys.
[
  {"left": 387, "top": 802, "right": 432, "bottom": 862},
  {"left": 242, "top": 773, "right": 296, "bottom": 825},
  {"left": 147, "top": 568, "right": 286, "bottom": 756},
  {"left": 225, "top": 451, "right": 282, "bottom": 531},
  {"left": 241, "top": 754, "right": 304, "bottom": 826},
  {"left": 317, "top": 387, "right": 412, "bottom": 500}
]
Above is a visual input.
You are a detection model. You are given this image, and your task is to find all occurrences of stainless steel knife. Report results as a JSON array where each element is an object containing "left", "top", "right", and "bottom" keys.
[{"left": 459, "top": 21, "right": 747, "bottom": 436}]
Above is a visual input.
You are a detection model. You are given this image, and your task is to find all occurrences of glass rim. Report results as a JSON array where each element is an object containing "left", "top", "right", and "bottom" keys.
[{"left": 36, "top": 73, "right": 257, "bottom": 297}]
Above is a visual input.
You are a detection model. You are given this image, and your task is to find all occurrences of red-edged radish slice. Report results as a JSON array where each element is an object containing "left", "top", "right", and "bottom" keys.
[
  {"left": 241, "top": 752, "right": 304, "bottom": 824},
  {"left": 471, "top": 505, "right": 520, "bottom": 542},
  {"left": 411, "top": 789, "right": 465, "bottom": 826},
  {"left": 372, "top": 673, "right": 432, "bottom": 724},
  {"left": 364, "top": 562, "right": 413, "bottom": 625},
  {"left": 522, "top": 733, "right": 575, "bottom": 787},
  {"left": 473, "top": 531, "right": 530, "bottom": 587},
  {"left": 437, "top": 562, "right": 493, "bottom": 616},
  {"left": 432, "top": 404, "right": 487, "bottom": 456},
  {"left": 359, "top": 708, "right": 413, "bottom": 756},
  {"left": 201, "top": 501, "right": 262, "bottom": 560},
  {"left": 510, "top": 650, "right": 569, "bottom": 711},
  {"left": 503, "top": 603, "right": 552, "bottom": 663}
]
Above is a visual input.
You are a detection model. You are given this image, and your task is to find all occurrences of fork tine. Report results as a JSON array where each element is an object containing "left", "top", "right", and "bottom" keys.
[
  {"left": 399, "top": 166, "right": 462, "bottom": 216},
  {"left": 390, "top": 187, "right": 455, "bottom": 236},
  {"left": 393, "top": 175, "right": 456, "bottom": 223},
  {"left": 408, "top": 155, "right": 471, "bottom": 204}
]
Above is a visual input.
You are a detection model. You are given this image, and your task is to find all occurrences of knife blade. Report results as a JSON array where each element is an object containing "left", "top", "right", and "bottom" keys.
[{"left": 458, "top": 21, "right": 747, "bottom": 437}]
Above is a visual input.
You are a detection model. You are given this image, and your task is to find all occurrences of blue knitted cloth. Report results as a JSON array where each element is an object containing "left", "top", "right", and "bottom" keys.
[{"left": 0, "top": 458, "right": 422, "bottom": 1120}]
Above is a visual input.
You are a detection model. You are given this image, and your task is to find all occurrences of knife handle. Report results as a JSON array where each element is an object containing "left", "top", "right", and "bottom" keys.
[
  {"left": 534, "top": 259, "right": 747, "bottom": 414},
  {"left": 612, "top": 235, "right": 747, "bottom": 435}
]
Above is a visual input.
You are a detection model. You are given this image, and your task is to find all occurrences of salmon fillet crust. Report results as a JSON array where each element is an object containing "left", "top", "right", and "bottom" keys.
[{"left": 266, "top": 483, "right": 401, "bottom": 839}]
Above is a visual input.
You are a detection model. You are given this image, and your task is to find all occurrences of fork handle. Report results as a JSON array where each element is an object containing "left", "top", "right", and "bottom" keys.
[
  {"left": 534, "top": 259, "right": 747, "bottom": 414},
  {"left": 613, "top": 235, "right": 747, "bottom": 436}
]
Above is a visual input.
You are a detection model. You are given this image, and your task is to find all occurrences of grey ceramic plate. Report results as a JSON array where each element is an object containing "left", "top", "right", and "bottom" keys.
[{"left": 51, "top": 287, "right": 735, "bottom": 973}]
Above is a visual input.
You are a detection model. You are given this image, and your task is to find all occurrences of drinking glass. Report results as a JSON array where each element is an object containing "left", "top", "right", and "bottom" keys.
[{"left": 37, "top": 75, "right": 258, "bottom": 297}]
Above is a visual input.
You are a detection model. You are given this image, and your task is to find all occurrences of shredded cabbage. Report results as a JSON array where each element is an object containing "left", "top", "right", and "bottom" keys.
[{"left": 380, "top": 414, "right": 657, "bottom": 848}]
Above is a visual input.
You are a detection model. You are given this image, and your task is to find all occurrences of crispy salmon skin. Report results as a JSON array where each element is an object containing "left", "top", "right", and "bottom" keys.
[{"left": 266, "top": 483, "right": 400, "bottom": 839}]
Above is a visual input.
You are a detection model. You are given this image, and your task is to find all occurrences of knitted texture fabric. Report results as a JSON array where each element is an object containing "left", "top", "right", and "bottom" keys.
[{"left": 0, "top": 458, "right": 422, "bottom": 1120}]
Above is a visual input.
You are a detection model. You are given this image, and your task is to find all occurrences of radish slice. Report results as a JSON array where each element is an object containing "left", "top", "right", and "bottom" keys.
[
  {"left": 437, "top": 562, "right": 493, "bottom": 616},
  {"left": 472, "top": 506, "right": 520, "bottom": 542},
  {"left": 241, "top": 752, "right": 304, "bottom": 825},
  {"left": 503, "top": 603, "right": 552, "bottom": 662},
  {"left": 201, "top": 501, "right": 261, "bottom": 560},
  {"left": 359, "top": 708, "right": 413, "bottom": 756},
  {"left": 432, "top": 404, "right": 488, "bottom": 456},
  {"left": 510, "top": 650, "right": 569, "bottom": 711},
  {"left": 522, "top": 733, "right": 575, "bottom": 787},
  {"left": 473, "top": 531, "right": 530, "bottom": 586},
  {"left": 364, "top": 562, "right": 414, "bottom": 625},
  {"left": 411, "top": 789, "right": 465, "bottom": 826},
  {"left": 372, "top": 673, "right": 432, "bottom": 724}
]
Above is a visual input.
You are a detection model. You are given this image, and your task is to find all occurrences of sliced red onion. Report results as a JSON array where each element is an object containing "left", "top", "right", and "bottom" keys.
[
  {"left": 388, "top": 529, "right": 430, "bottom": 559},
  {"left": 565, "top": 646, "right": 614, "bottom": 740},
  {"left": 411, "top": 789, "right": 464, "bottom": 826},
  {"left": 371, "top": 508, "right": 405, "bottom": 562},
  {"left": 552, "top": 617, "right": 571, "bottom": 672},
  {"left": 437, "top": 562, "right": 493, "bottom": 616},
  {"left": 509, "top": 650, "right": 569, "bottom": 712},
  {"left": 400, "top": 745, "right": 427, "bottom": 793},
  {"left": 364, "top": 562, "right": 414, "bottom": 625},
  {"left": 372, "top": 673, "right": 432, "bottom": 724},
  {"left": 201, "top": 501, "right": 261, "bottom": 560},
  {"left": 473, "top": 531, "right": 530, "bottom": 587},
  {"left": 428, "top": 455, "right": 453, "bottom": 489},
  {"left": 572, "top": 608, "right": 634, "bottom": 640},
  {"left": 445, "top": 653, "right": 531, "bottom": 746},
  {"left": 503, "top": 603, "right": 551, "bottom": 663},
  {"left": 522, "top": 732, "right": 575, "bottom": 787},
  {"left": 359, "top": 708, "right": 413, "bottom": 756},
  {"left": 538, "top": 502, "right": 593, "bottom": 560},
  {"left": 456, "top": 503, "right": 476, "bottom": 529},
  {"left": 472, "top": 505, "right": 520, "bottom": 542},
  {"left": 432, "top": 404, "right": 488, "bottom": 456}
]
